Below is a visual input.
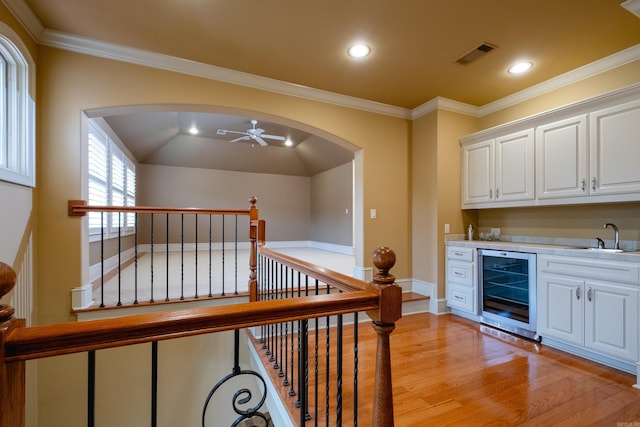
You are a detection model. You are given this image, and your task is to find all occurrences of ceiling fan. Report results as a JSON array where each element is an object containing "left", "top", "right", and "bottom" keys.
[{"left": 216, "top": 120, "right": 285, "bottom": 146}]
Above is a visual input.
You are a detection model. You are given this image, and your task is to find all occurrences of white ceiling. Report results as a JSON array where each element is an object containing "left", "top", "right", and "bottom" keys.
[{"left": 10, "top": 0, "right": 640, "bottom": 176}]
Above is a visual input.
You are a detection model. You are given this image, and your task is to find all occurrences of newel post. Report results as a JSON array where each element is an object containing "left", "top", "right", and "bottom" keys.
[
  {"left": 367, "top": 247, "right": 402, "bottom": 427},
  {"left": 248, "top": 196, "right": 259, "bottom": 302},
  {"left": 0, "top": 262, "right": 25, "bottom": 427}
]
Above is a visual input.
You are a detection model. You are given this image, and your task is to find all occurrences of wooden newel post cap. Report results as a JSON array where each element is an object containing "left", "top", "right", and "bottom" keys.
[
  {"left": 372, "top": 247, "right": 396, "bottom": 285},
  {"left": 249, "top": 196, "right": 257, "bottom": 208},
  {"left": 0, "top": 261, "right": 16, "bottom": 319}
]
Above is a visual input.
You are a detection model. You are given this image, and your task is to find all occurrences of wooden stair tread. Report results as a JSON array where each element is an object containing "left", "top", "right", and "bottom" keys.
[{"left": 402, "top": 292, "right": 430, "bottom": 302}]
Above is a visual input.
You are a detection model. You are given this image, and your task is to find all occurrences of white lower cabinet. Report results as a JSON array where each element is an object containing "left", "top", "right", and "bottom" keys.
[
  {"left": 446, "top": 246, "right": 477, "bottom": 315},
  {"left": 537, "top": 255, "right": 639, "bottom": 364}
]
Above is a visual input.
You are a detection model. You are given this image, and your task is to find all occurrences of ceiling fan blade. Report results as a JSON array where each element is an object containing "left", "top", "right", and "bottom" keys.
[
  {"left": 260, "top": 134, "right": 286, "bottom": 141},
  {"left": 230, "top": 136, "right": 251, "bottom": 143},
  {"left": 220, "top": 129, "right": 250, "bottom": 136},
  {"left": 254, "top": 136, "right": 268, "bottom": 146}
]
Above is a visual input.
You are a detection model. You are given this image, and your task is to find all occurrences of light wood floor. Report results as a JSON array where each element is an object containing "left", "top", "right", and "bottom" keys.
[{"left": 254, "top": 312, "right": 640, "bottom": 426}]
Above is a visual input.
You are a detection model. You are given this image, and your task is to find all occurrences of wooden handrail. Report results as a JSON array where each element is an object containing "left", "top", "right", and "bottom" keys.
[
  {"left": 258, "top": 245, "right": 367, "bottom": 293},
  {"left": 67, "top": 198, "right": 256, "bottom": 217},
  {"left": 4, "top": 291, "right": 379, "bottom": 362}
]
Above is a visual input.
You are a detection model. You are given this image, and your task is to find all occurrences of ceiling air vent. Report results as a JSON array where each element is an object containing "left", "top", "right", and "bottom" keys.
[{"left": 455, "top": 43, "right": 497, "bottom": 65}]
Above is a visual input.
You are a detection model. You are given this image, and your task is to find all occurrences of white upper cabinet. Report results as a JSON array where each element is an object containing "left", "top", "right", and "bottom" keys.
[
  {"left": 461, "top": 84, "right": 640, "bottom": 209},
  {"left": 589, "top": 99, "right": 640, "bottom": 196},
  {"left": 495, "top": 129, "right": 535, "bottom": 202},
  {"left": 536, "top": 115, "right": 588, "bottom": 200},
  {"left": 462, "top": 129, "right": 534, "bottom": 208},
  {"left": 462, "top": 139, "right": 493, "bottom": 205}
]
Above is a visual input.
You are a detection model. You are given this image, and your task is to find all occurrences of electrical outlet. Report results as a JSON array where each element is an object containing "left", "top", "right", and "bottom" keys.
[
  {"left": 491, "top": 228, "right": 500, "bottom": 235},
  {"left": 444, "top": 223, "right": 450, "bottom": 234},
  {"left": 370, "top": 209, "right": 377, "bottom": 219}
]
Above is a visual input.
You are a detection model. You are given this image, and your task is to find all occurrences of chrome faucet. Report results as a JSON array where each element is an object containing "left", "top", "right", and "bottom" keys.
[
  {"left": 595, "top": 237, "right": 605, "bottom": 249},
  {"left": 604, "top": 223, "right": 620, "bottom": 249}
]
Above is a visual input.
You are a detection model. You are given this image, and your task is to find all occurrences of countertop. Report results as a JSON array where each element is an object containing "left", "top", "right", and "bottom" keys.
[{"left": 446, "top": 238, "right": 640, "bottom": 262}]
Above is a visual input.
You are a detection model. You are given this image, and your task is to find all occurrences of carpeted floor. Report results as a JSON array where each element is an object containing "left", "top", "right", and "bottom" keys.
[{"left": 95, "top": 247, "right": 354, "bottom": 307}]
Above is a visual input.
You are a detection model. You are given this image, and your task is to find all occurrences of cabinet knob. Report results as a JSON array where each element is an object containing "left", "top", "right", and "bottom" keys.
[
  {"left": 496, "top": 188, "right": 500, "bottom": 199},
  {"left": 591, "top": 177, "right": 597, "bottom": 191},
  {"left": 576, "top": 286, "right": 581, "bottom": 300},
  {"left": 587, "top": 287, "right": 593, "bottom": 302},
  {"left": 580, "top": 178, "right": 586, "bottom": 192},
  {"left": 489, "top": 189, "right": 493, "bottom": 199}
]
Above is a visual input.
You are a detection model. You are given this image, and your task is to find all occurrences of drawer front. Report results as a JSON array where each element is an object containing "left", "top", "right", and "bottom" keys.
[
  {"left": 447, "top": 283, "right": 477, "bottom": 314},
  {"left": 538, "top": 255, "right": 640, "bottom": 285},
  {"left": 447, "top": 260, "right": 474, "bottom": 287},
  {"left": 447, "top": 246, "right": 474, "bottom": 262}
]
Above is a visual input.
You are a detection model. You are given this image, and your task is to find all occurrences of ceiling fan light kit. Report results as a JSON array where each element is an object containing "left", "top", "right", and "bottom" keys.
[{"left": 217, "top": 119, "right": 286, "bottom": 147}]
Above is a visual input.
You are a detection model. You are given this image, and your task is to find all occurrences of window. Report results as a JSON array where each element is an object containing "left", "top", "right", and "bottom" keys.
[
  {"left": 0, "top": 29, "right": 35, "bottom": 187},
  {"left": 87, "top": 120, "right": 136, "bottom": 238}
]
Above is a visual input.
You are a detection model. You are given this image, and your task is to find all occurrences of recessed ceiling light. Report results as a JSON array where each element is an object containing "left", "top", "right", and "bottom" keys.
[
  {"left": 348, "top": 44, "right": 370, "bottom": 58},
  {"left": 508, "top": 61, "right": 533, "bottom": 74},
  {"left": 285, "top": 139, "right": 293, "bottom": 147},
  {"left": 188, "top": 126, "right": 198, "bottom": 135}
]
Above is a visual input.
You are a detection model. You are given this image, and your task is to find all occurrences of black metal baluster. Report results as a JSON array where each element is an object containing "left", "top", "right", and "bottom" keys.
[
  {"left": 165, "top": 214, "right": 169, "bottom": 302},
  {"left": 150, "top": 213, "right": 154, "bottom": 303},
  {"left": 314, "top": 282, "right": 320, "bottom": 427},
  {"left": 299, "top": 319, "right": 310, "bottom": 424},
  {"left": 336, "top": 314, "right": 343, "bottom": 427},
  {"left": 100, "top": 212, "right": 105, "bottom": 308},
  {"left": 194, "top": 214, "right": 198, "bottom": 298},
  {"left": 117, "top": 212, "right": 122, "bottom": 306},
  {"left": 133, "top": 212, "right": 139, "bottom": 304},
  {"left": 180, "top": 213, "right": 184, "bottom": 300},
  {"left": 234, "top": 215, "right": 238, "bottom": 295},
  {"left": 353, "top": 312, "right": 359, "bottom": 427},
  {"left": 325, "top": 285, "right": 331, "bottom": 427},
  {"left": 221, "top": 215, "right": 225, "bottom": 296},
  {"left": 208, "top": 214, "right": 213, "bottom": 297},
  {"left": 88, "top": 350, "right": 95, "bottom": 427},
  {"left": 151, "top": 341, "right": 158, "bottom": 427}
]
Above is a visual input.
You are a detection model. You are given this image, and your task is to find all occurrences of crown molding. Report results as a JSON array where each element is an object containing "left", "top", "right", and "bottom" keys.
[
  {"left": 622, "top": 0, "right": 640, "bottom": 18},
  {"left": 39, "top": 29, "right": 412, "bottom": 120},
  {"left": 1, "top": 0, "right": 43, "bottom": 41},
  {"left": 411, "top": 97, "right": 479, "bottom": 119},
  {"left": 3, "top": 0, "right": 639, "bottom": 122},
  {"left": 478, "top": 43, "right": 640, "bottom": 117}
]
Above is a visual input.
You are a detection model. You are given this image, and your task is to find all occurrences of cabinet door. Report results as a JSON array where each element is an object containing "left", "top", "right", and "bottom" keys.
[
  {"left": 589, "top": 99, "right": 640, "bottom": 196},
  {"left": 495, "top": 129, "right": 535, "bottom": 202},
  {"left": 536, "top": 115, "right": 588, "bottom": 199},
  {"left": 537, "top": 274, "right": 583, "bottom": 345},
  {"left": 462, "top": 139, "right": 494, "bottom": 206},
  {"left": 584, "top": 282, "right": 639, "bottom": 362}
]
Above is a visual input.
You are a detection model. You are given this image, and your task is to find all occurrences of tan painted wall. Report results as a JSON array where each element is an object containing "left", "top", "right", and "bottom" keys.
[
  {"left": 136, "top": 163, "right": 311, "bottom": 243},
  {"left": 435, "top": 111, "right": 478, "bottom": 296},
  {"left": 33, "top": 45, "right": 410, "bottom": 426},
  {"left": 36, "top": 46, "right": 411, "bottom": 326},
  {"left": 412, "top": 110, "right": 477, "bottom": 298},
  {"left": 310, "top": 162, "right": 353, "bottom": 247},
  {"left": 411, "top": 111, "right": 437, "bottom": 284}
]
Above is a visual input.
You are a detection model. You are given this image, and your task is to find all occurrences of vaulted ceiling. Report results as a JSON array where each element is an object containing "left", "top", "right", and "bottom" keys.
[{"left": 12, "top": 0, "right": 640, "bottom": 175}]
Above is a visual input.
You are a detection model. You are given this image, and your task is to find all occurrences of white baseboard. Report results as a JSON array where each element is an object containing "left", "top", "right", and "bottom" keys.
[
  {"left": 353, "top": 265, "right": 372, "bottom": 281},
  {"left": 89, "top": 246, "right": 136, "bottom": 283},
  {"left": 71, "top": 284, "right": 94, "bottom": 310}
]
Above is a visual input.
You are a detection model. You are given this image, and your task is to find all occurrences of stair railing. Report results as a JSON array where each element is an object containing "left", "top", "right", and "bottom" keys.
[{"left": 0, "top": 248, "right": 402, "bottom": 427}]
